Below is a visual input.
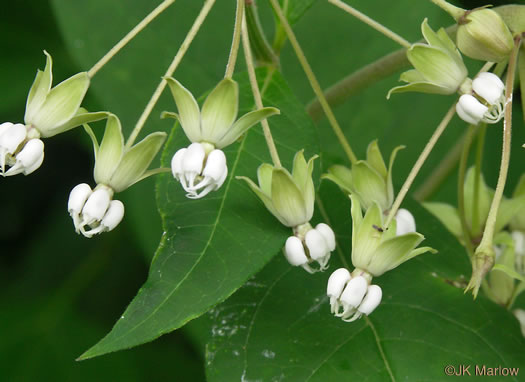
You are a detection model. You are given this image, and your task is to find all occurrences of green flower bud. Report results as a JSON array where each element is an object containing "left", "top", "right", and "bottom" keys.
[
  {"left": 237, "top": 151, "right": 317, "bottom": 227},
  {"left": 24, "top": 51, "right": 107, "bottom": 138},
  {"left": 323, "top": 141, "right": 404, "bottom": 212},
  {"left": 388, "top": 19, "right": 468, "bottom": 98},
  {"left": 164, "top": 77, "right": 279, "bottom": 148},
  {"left": 84, "top": 114, "right": 167, "bottom": 193},
  {"left": 350, "top": 196, "right": 435, "bottom": 277},
  {"left": 457, "top": 8, "right": 514, "bottom": 63}
]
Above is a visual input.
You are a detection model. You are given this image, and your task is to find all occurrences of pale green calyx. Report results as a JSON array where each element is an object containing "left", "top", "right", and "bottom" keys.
[
  {"left": 457, "top": 8, "right": 514, "bottom": 63},
  {"left": 323, "top": 140, "right": 404, "bottom": 212},
  {"left": 388, "top": 19, "right": 468, "bottom": 98},
  {"left": 350, "top": 195, "right": 435, "bottom": 277},
  {"left": 237, "top": 151, "right": 317, "bottom": 227},
  {"left": 84, "top": 114, "right": 167, "bottom": 193},
  {"left": 164, "top": 77, "right": 280, "bottom": 148},
  {"left": 24, "top": 51, "right": 107, "bottom": 138}
]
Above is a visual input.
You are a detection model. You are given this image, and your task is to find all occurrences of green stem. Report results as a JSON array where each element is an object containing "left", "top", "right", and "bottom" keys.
[
  {"left": 225, "top": 0, "right": 245, "bottom": 79},
  {"left": 307, "top": 48, "right": 408, "bottom": 121},
  {"left": 429, "top": 0, "right": 465, "bottom": 21},
  {"left": 125, "top": 0, "right": 216, "bottom": 149},
  {"left": 272, "top": 0, "right": 289, "bottom": 53},
  {"left": 457, "top": 124, "right": 476, "bottom": 256},
  {"left": 327, "top": 0, "right": 411, "bottom": 48},
  {"left": 475, "top": 37, "right": 521, "bottom": 255},
  {"left": 241, "top": 14, "right": 281, "bottom": 168},
  {"left": 87, "top": 0, "right": 176, "bottom": 78},
  {"left": 413, "top": 127, "right": 471, "bottom": 201},
  {"left": 245, "top": 0, "right": 279, "bottom": 67},
  {"left": 384, "top": 103, "right": 457, "bottom": 229},
  {"left": 269, "top": 0, "right": 358, "bottom": 164}
]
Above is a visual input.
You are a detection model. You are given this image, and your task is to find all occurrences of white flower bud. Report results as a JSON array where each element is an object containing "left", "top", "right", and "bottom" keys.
[
  {"left": 5, "top": 139, "right": 44, "bottom": 176},
  {"left": 284, "top": 236, "right": 308, "bottom": 266},
  {"left": 473, "top": 72, "right": 504, "bottom": 105},
  {"left": 327, "top": 268, "right": 351, "bottom": 314},
  {"left": 456, "top": 94, "right": 488, "bottom": 125},
  {"left": 316, "top": 223, "right": 336, "bottom": 251},
  {"left": 81, "top": 188, "right": 111, "bottom": 225},
  {"left": 171, "top": 143, "right": 229, "bottom": 199},
  {"left": 101, "top": 200, "right": 125, "bottom": 231},
  {"left": 305, "top": 229, "right": 328, "bottom": 260},
  {"left": 395, "top": 208, "right": 416, "bottom": 236},
  {"left": 358, "top": 285, "right": 382, "bottom": 316}
]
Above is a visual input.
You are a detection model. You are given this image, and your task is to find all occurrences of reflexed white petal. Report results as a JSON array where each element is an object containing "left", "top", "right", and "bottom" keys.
[
  {"left": 284, "top": 236, "right": 308, "bottom": 266},
  {"left": 68, "top": 183, "right": 92, "bottom": 215},
  {"left": 456, "top": 94, "right": 487, "bottom": 125},
  {"left": 340, "top": 276, "right": 368, "bottom": 308},
  {"left": 7, "top": 139, "right": 44, "bottom": 176},
  {"left": 101, "top": 200, "right": 125, "bottom": 231},
  {"left": 395, "top": 208, "right": 416, "bottom": 236},
  {"left": 305, "top": 228, "right": 329, "bottom": 260},
  {"left": 182, "top": 142, "right": 205, "bottom": 188},
  {"left": 316, "top": 223, "right": 336, "bottom": 251},
  {"left": 0, "top": 123, "right": 27, "bottom": 154},
  {"left": 473, "top": 72, "right": 504, "bottom": 105},
  {"left": 327, "top": 268, "right": 351, "bottom": 298},
  {"left": 202, "top": 149, "right": 227, "bottom": 182},
  {"left": 171, "top": 148, "right": 187, "bottom": 180},
  {"left": 358, "top": 285, "right": 382, "bottom": 315},
  {"left": 81, "top": 188, "right": 111, "bottom": 224},
  {"left": 0, "top": 122, "right": 13, "bottom": 137}
]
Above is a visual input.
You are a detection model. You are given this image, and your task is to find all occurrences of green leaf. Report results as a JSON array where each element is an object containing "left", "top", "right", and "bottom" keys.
[
  {"left": 205, "top": 197, "right": 525, "bottom": 381},
  {"left": 78, "top": 69, "right": 319, "bottom": 359}
]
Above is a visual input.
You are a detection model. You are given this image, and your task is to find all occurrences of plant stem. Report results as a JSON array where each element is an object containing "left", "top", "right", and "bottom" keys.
[
  {"left": 125, "top": 0, "right": 216, "bottom": 149},
  {"left": 225, "top": 0, "right": 245, "bottom": 79},
  {"left": 87, "top": 0, "right": 176, "bottom": 78},
  {"left": 472, "top": 124, "right": 487, "bottom": 236},
  {"left": 245, "top": 0, "right": 279, "bottom": 67},
  {"left": 475, "top": 37, "right": 521, "bottom": 255},
  {"left": 241, "top": 14, "right": 281, "bottom": 168},
  {"left": 307, "top": 48, "right": 408, "bottom": 121},
  {"left": 457, "top": 124, "right": 476, "bottom": 256},
  {"left": 429, "top": 0, "right": 464, "bottom": 21},
  {"left": 269, "top": 0, "right": 358, "bottom": 164},
  {"left": 383, "top": 103, "right": 457, "bottom": 229},
  {"left": 413, "top": 127, "right": 471, "bottom": 201},
  {"left": 327, "top": 0, "right": 411, "bottom": 49}
]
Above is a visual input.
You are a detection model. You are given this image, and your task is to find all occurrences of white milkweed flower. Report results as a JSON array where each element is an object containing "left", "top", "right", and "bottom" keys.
[
  {"left": 164, "top": 77, "right": 279, "bottom": 199},
  {"left": 327, "top": 268, "right": 382, "bottom": 322},
  {"left": 284, "top": 222, "right": 336, "bottom": 273},
  {"left": 456, "top": 72, "right": 505, "bottom": 125},
  {"left": 1, "top": 51, "right": 107, "bottom": 176},
  {"left": 68, "top": 183, "right": 124, "bottom": 238}
]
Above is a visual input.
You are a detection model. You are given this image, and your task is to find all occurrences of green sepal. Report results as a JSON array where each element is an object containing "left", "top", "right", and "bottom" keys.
[
  {"left": 350, "top": 195, "right": 363, "bottom": 252},
  {"left": 94, "top": 114, "right": 125, "bottom": 185},
  {"left": 464, "top": 167, "right": 493, "bottom": 237},
  {"left": 108, "top": 132, "right": 167, "bottom": 192},
  {"left": 165, "top": 77, "right": 202, "bottom": 143},
  {"left": 49, "top": 109, "right": 109, "bottom": 138},
  {"left": 25, "top": 50, "right": 53, "bottom": 123},
  {"left": 28, "top": 72, "right": 91, "bottom": 137},
  {"left": 423, "top": 201, "right": 462, "bottom": 237},
  {"left": 200, "top": 78, "right": 239, "bottom": 144},
  {"left": 271, "top": 168, "right": 309, "bottom": 227},
  {"left": 352, "top": 161, "right": 388, "bottom": 211},
  {"left": 322, "top": 165, "right": 353, "bottom": 195},
  {"left": 160, "top": 111, "right": 179, "bottom": 120},
  {"left": 386, "top": 145, "right": 405, "bottom": 208},
  {"left": 352, "top": 202, "right": 383, "bottom": 270},
  {"left": 216, "top": 107, "right": 280, "bottom": 148},
  {"left": 291, "top": 151, "right": 317, "bottom": 220},
  {"left": 366, "top": 140, "right": 387, "bottom": 178},
  {"left": 387, "top": 82, "right": 454, "bottom": 98}
]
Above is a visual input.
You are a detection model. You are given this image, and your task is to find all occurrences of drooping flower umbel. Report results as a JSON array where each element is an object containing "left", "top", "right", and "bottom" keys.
[
  {"left": 327, "top": 195, "right": 434, "bottom": 322},
  {"left": 456, "top": 72, "right": 506, "bottom": 125},
  {"left": 238, "top": 151, "right": 336, "bottom": 273},
  {"left": 165, "top": 77, "right": 279, "bottom": 199},
  {"left": 68, "top": 114, "right": 167, "bottom": 237},
  {"left": 0, "top": 51, "right": 107, "bottom": 176},
  {"left": 388, "top": 19, "right": 469, "bottom": 97}
]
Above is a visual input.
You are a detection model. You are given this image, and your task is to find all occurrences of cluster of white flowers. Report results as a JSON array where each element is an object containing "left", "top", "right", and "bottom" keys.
[{"left": 0, "top": 123, "right": 44, "bottom": 176}]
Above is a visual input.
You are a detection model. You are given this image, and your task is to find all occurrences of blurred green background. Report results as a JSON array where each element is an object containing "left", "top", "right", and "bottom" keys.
[{"left": 0, "top": 0, "right": 522, "bottom": 381}]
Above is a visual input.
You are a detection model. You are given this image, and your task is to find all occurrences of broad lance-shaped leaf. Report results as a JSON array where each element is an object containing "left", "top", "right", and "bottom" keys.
[
  {"left": 205, "top": 193, "right": 525, "bottom": 381},
  {"left": 78, "top": 69, "right": 319, "bottom": 359}
]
